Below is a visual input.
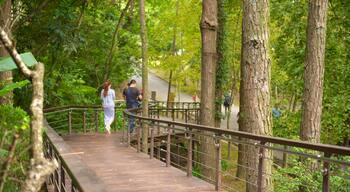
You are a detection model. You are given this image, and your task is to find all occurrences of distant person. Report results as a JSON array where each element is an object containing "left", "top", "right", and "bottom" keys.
[
  {"left": 223, "top": 93, "right": 232, "bottom": 116},
  {"left": 101, "top": 80, "right": 115, "bottom": 134},
  {"left": 192, "top": 94, "right": 197, "bottom": 102},
  {"left": 123, "top": 79, "right": 142, "bottom": 133}
]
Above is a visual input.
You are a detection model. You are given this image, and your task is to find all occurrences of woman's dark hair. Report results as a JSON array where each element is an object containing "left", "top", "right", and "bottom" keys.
[
  {"left": 103, "top": 80, "right": 111, "bottom": 97},
  {"left": 129, "top": 79, "right": 136, "bottom": 85}
]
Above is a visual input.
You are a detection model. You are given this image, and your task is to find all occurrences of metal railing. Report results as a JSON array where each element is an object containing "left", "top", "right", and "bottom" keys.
[
  {"left": 123, "top": 107, "right": 350, "bottom": 192},
  {"left": 43, "top": 123, "right": 107, "bottom": 192},
  {"left": 44, "top": 103, "right": 350, "bottom": 192}
]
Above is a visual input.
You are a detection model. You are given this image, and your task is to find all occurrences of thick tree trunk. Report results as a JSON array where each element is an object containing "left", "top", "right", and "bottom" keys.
[
  {"left": 0, "top": 0, "right": 13, "bottom": 104},
  {"left": 200, "top": 0, "right": 218, "bottom": 181},
  {"left": 215, "top": 0, "right": 226, "bottom": 128},
  {"left": 300, "top": 0, "right": 328, "bottom": 144},
  {"left": 139, "top": 0, "right": 149, "bottom": 153},
  {"left": 239, "top": 0, "right": 273, "bottom": 191}
]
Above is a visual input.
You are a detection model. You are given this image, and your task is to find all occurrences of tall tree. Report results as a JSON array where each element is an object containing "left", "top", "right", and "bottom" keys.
[
  {"left": 104, "top": 0, "right": 133, "bottom": 81},
  {"left": 215, "top": 0, "right": 229, "bottom": 128},
  {"left": 200, "top": 0, "right": 218, "bottom": 180},
  {"left": 300, "top": 0, "right": 328, "bottom": 143},
  {"left": 239, "top": 0, "right": 273, "bottom": 191},
  {"left": 139, "top": 0, "right": 149, "bottom": 152},
  {"left": 0, "top": 0, "right": 13, "bottom": 104},
  {"left": 0, "top": 28, "right": 57, "bottom": 192}
]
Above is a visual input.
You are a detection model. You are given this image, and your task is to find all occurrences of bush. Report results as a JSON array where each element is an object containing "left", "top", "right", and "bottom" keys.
[{"left": 0, "top": 105, "right": 30, "bottom": 192}]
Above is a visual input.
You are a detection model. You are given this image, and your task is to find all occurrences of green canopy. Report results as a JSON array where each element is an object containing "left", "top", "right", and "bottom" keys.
[{"left": 0, "top": 52, "right": 37, "bottom": 72}]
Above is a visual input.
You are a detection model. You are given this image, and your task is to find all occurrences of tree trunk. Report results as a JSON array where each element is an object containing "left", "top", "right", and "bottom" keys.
[
  {"left": 200, "top": 0, "right": 218, "bottom": 181},
  {"left": 139, "top": 0, "right": 149, "bottom": 153},
  {"left": 300, "top": 0, "right": 328, "bottom": 144},
  {"left": 215, "top": 0, "right": 227, "bottom": 128},
  {"left": 239, "top": 0, "right": 273, "bottom": 191},
  {"left": 104, "top": 0, "right": 132, "bottom": 81},
  {"left": 166, "top": 0, "right": 179, "bottom": 107},
  {"left": 0, "top": 0, "right": 13, "bottom": 105},
  {"left": 0, "top": 27, "right": 57, "bottom": 192}
]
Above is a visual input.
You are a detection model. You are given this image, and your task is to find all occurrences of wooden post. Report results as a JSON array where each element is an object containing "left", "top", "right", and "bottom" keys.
[
  {"left": 166, "top": 128, "right": 171, "bottom": 167},
  {"left": 150, "top": 128, "right": 154, "bottom": 159},
  {"left": 215, "top": 138, "right": 221, "bottom": 191},
  {"left": 187, "top": 131, "right": 192, "bottom": 177},
  {"left": 68, "top": 110, "right": 72, "bottom": 134},
  {"left": 227, "top": 141, "right": 231, "bottom": 159}
]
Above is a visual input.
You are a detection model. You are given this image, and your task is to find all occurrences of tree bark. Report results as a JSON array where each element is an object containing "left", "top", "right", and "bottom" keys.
[
  {"left": 104, "top": 0, "right": 133, "bottom": 81},
  {"left": 0, "top": 27, "right": 57, "bottom": 192},
  {"left": 0, "top": 0, "right": 13, "bottom": 105},
  {"left": 166, "top": 0, "right": 179, "bottom": 107},
  {"left": 200, "top": 0, "right": 218, "bottom": 181},
  {"left": 239, "top": 0, "right": 273, "bottom": 191},
  {"left": 214, "top": 0, "right": 227, "bottom": 128},
  {"left": 300, "top": 0, "right": 328, "bottom": 144},
  {"left": 139, "top": 0, "right": 149, "bottom": 153}
]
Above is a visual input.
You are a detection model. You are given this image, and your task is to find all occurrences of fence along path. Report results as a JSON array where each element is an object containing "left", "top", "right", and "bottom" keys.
[{"left": 44, "top": 103, "right": 350, "bottom": 192}]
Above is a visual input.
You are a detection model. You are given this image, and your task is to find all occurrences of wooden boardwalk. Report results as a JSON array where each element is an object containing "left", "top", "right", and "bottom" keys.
[{"left": 63, "top": 133, "right": 215, "bottom": 192}]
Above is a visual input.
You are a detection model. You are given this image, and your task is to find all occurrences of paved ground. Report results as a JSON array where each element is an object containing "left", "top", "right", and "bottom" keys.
[
  {"left": 63, "top": 133, "right": 215, "bottom": 192},
  {"left": 133, "top": 72, "right": 239, "bottom": 130}
]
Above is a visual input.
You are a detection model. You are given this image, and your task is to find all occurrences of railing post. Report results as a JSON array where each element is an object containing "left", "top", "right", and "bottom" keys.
[
  {"left": 150, "top": 128, "right": 154, "bottom": 159},
  {"left": 172, "top": 108, "right": 175, "bottom": 121},
  {"left": 166, "top": 128, "right": 171, "bottom": 167},
  {"left": 137, "top": 118, "right": 141, "bottom": 153},
  {"left": 60, "top": 163, "right": 65, "bottom": 192},
  {"left": 83, "top": 110, "right": 86, "bottom": 133},
  {"left": 68, "top": 110, "right": 72, "bottom": 134},
  {"left": 94, "top": 110, "right": 99, "bottom": 133},
  {"left": 257, "top": 141, "right": 266, "bottom": 192},
  {"left": 215, "top": 137, "right": 221, "bottom": 191},
  {"left": 322, "top": 153, "right": 331, "bottom": 192},
  {"left": 227, "top": 140, "right": 231, "bottom": 159},
  {"left": 282, "top": 145, "right": 288, "bottom": 168},
  {"left": 185, "top": 109, "right": 188, "bottom": 124},
  {"left": 186, "top": 130, "right": 192, "bottom": 177},
  {"left": 157, "top": 109, "right": 160, "bottom": 135}
]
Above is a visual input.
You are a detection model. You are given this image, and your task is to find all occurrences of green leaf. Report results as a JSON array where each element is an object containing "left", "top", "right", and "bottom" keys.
[
  {"left": 0, "top": 80, "right": 30, "bottom": 97},
  {"left": 0, "top": 148, "right": 9, "bottom": 158}
]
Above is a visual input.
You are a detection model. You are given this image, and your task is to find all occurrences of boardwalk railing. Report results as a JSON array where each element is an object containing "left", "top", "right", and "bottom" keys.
[
  {"left": 43, "top": 123, "right": 107, "bottom": 192},
  {"left": 44, "top": 103, "right": 350, "bottom": 192},
  {"left": 123, "top": 107, "right": 350, "bottom": 192}
]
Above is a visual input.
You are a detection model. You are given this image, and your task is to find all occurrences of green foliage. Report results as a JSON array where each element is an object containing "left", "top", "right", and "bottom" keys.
[
  {"left": 0, "top": 105, "right": 30, "bottom": 131},
  {"left": 0, "top": 80, "right": 30, "bottom": 97},
  {"left": 274, "top": 159, "right": 350, "bottom": 192},
  {"left": 0, "top": 105, "right": 30, "bottom": 192},
  {"left": 273, "top": 110, "right": 301, "bottom": 140}
]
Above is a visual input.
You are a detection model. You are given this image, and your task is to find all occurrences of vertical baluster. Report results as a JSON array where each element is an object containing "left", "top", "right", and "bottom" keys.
[
  {"left": 282, "top": 145, "right": 288, "bottom": 168},
  {"left": 166, "top": 128, "right": 171, "bottom": 167},
  {"left": 68, "top": 110, "right": 72, "bottom": 134},
  {"left": 227, "top": 140, "right": 231, "bottom": 159},
  {"left": 157, "top": 108, "right": 160, "bottom": 135},
  {"left": 322, "top": 153, "right": 331, "bottom": 192},
  {"left": 83, "top": 110, "right": 86, "bottom": 133},
  {"left": 94, "top": 110, "right": 99, "bottom": 133},
  {"left": 60, "top": 163, "right": 65, "bottom": 192},
  {"left": 150, "top": 128, "right": 154, "bottom": 159},
  {"left": 215, "top": 137, "right": 221, "bottom": 191},
  {"left": 186, "top": 130, "right": 192, "bottom": 177},
  {"left": 137, "top": 119, "right": 141, "bottom": 153},
  {"left": 257, "top": 141, "right": 266, "bottom": 192}
]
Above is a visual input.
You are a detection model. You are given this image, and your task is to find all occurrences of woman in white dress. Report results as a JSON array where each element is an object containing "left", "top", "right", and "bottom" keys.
[{"left": 101, "top": 80, "right": 115, "bottom": 134}]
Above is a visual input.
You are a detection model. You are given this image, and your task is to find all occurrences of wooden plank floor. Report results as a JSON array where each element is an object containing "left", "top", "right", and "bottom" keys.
[{"left": 63, "top": 133, "right": 215, "bottom": 192}]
